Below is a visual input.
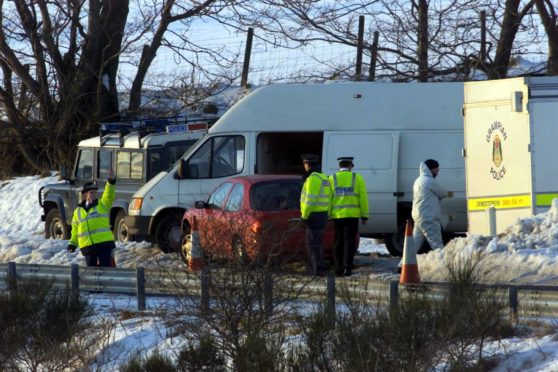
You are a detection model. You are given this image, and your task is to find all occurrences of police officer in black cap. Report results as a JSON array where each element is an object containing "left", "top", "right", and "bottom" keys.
[
  {"left": 300, "top": 154, "right": 332, "bottom": 276},
  {"left": 329, "top": 156, "right": 369, "bottom": 276},
  {"left": 67, "top": 168, "right": 117, "bottom": 267}
]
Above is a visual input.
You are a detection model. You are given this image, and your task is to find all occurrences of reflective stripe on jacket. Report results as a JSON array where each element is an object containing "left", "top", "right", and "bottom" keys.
[
  {"left": 300, "top": 172, "right": 332, "bottom": 220},
  {"left": 69, "top": 182, "right": 116, "bottom": 249},
  {"left": 329, "top": 170, "right": 369, "bottom": 219}
]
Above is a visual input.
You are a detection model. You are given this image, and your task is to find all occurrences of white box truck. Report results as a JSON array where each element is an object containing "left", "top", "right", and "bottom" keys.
[
  {"left": 463, "top": 76, "right": 558, "bottom": 235},
  {"left": 125, "top": 82, "right": 467, "bottom": 255}
]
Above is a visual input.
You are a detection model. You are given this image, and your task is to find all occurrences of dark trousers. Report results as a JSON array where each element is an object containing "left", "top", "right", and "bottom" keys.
[
  {"left": 334, "top": 218, "right": 359, "bottom": 272},
  {"left": 82, "top": 245, "right": 113, "bottom": 267},
  {"left": 305, "top": 212, "right": 328, "bottom": 275}
]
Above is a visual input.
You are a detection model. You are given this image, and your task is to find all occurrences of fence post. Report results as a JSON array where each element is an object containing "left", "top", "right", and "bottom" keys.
[
  {"left": 368, "top": 31, "right": 379, "bottom": 81},
  {"left": 136, "top": 267, "right": 146, "bottom": 311},
  {"left": 389, "top": 280, "right": 399, "bottom": 312},
  {"left": 487, "top": 206, "right": 497, "bottom": 237},
  {"left": 355, "top": 15, "right": 365, "bottom": 81},
  {"left": 241, "top": 27, "right": 254, "bottom": 90},
  {"left": 201, "top": 267, "right": 210, "bottom": 315},
  {"left": 7, "top": 261, "right": 16, "bottom": 292},
  {"left": 480, "top": 10, "right": 486, "bottom": 63},
  {"left": 326, "top": 272, "right": 336, "bottom": 324},
  {"left": 508, "top": 286, "right": 518, "bottom": 322},
  {"left": 264, "top": 272, "right": 273, "bottom": 318},
  {"left": 71, "top": 264, "right": 80, "bottom": 301}
]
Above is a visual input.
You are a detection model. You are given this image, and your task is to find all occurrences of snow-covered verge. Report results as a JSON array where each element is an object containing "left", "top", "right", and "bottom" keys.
[
  {"left": 419, "top": 199, "right": 558, "bottom": 286},
  {"left": 2, "top": 174, "right": 558, "bottom": 370}
]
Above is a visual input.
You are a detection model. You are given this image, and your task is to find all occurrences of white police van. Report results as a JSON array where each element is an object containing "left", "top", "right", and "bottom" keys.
[{"left": 125, "top": 83, "right": 467, "bottom": 256}]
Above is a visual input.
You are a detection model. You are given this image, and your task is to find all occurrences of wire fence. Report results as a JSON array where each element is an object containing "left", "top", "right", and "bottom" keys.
[{"left": 139, "top": 29, "right": 359, "bottom": 91}]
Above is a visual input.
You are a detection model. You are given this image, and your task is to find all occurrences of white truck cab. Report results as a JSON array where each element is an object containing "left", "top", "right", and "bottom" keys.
[
  {"left": 126, "top": 82, "right": 467, "bottom": 255},
  {"left": 39, "top": 116, "right": 215, "bottom": 244}
]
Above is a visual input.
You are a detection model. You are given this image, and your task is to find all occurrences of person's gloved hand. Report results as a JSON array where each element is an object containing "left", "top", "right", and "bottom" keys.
[
  {"left": 361, "top": 217, "right": 368, "bottom": 225},
  {"left": 67, "top": 244, "right": 76, "bottom": 253}
]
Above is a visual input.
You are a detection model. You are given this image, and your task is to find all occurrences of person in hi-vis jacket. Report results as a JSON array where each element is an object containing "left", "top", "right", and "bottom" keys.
[
  {"left": 67, "top": 168, "right": 116, "bottom": 267},
  {"left": 329, "top": 156, "right": 369, "bottom": 277},
  {"left": 300, "top": 154, "right": 332, "bottom": 276}
]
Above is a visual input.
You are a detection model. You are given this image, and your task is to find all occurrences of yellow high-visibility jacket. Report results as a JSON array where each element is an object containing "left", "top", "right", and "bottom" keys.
[
  {"left": 69, "top": 182, "right": 115, "bottom": 249},
  {"left": 300, "top": 172, "right": 332, "bottom": 220},
  {"left": 329, "top": 170, "right": 369, "bottom": 219}
]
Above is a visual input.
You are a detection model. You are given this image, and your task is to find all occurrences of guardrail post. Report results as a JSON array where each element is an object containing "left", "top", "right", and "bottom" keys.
[
  {"left": 389, "top": 280, "right": 399, "bottom": 311},
  {"left": 7, "top": 261, "right": 16, "bottom": 292},
  {"left": 136, "top": 267, "right": 146, "bottom": 311},
  {"left": 326, "top": 272, "right": 336, "bottom": 324},
  {"left": 264, "top": 272, "right": 273, "bottom": 318},
  {"left": 509, "top": 286, "right": 518, "bottom": 322},
  {"left": 71, "top": 264, "right": 79, "bottom": 301},
  {"left": 201, "top": 267, "right": 210, "bottom": 315}
]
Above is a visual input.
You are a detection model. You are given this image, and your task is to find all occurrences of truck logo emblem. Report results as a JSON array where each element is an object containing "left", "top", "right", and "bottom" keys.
[
  {"left": 486, "top": 121, "right": 507, "bottom": 180},
  {"left": 492, "top": 135, "right": 503, "bottom": 167}
]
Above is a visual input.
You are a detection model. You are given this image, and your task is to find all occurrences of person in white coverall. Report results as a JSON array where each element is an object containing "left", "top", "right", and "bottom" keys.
[
  {"left": 398, "top": 159, "right": 453, "bottom": 272},
  {"left": 411, "top": 159, "right": 453, "bottom": 251}
]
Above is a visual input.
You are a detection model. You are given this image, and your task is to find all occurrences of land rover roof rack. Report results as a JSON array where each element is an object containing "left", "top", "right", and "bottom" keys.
[{"left": 99, "top": 115, "right": 217, "bottom": 147}]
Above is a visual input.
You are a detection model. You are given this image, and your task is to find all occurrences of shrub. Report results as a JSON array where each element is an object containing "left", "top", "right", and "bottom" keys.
[
  {"left": 176, "top": 334, "right": 226, "bottom": 371},
  {"left": 120, "top": 352, "right": 175, "bottom": 372},
  {"left": 0, "top": 277, "right": 92, "bottom": 370},
  {"left": 438, "top": 252, "right": 517, "bottom": 369}
]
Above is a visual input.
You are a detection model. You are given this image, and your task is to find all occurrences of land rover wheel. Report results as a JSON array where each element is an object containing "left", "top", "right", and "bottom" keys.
[
  {"left": 45, "top": 209, "right": 70, "bottom": 240},
  {"left": 113, "top": 210, "right": 131, "bottom": 243},
  {"left": 155, "top": 212, "right": 183, "bottom": 253}
]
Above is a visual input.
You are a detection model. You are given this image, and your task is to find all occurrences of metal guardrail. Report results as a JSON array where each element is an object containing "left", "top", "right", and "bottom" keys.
[{"left": 2, "top": 262, "right": 558, "bottom": 319}]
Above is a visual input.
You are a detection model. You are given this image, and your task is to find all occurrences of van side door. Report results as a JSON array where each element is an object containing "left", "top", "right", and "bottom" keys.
[{"left": 324, "top": 132, "right": 399, "bottom": 234}]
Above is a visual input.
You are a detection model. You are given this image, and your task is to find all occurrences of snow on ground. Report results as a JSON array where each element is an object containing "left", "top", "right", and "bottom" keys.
[
  {"left": 3, "top": 174, "right": 558, "bottom": 369},
  {"left": 419, "top": 198, "right": 558, "bottom": 286}
]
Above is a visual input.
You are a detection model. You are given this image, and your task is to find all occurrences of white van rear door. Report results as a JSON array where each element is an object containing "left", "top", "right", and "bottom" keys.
[{"left": 324, "top": 132, "right": 399, "bottom": 234}]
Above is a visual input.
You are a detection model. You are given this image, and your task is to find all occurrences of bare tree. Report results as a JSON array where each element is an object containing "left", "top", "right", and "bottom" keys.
[
  {"left": 485, "top": 0, "right": 536, "bottom": 79},
  {"left": 0, "top": 0, "right": 243, "bottom": 173},
  {"left": 534, "top": 0, "right": 558, "bottom": 75},
  {"left": 226, "top": 0, "right": 544, "bottom": 82}
]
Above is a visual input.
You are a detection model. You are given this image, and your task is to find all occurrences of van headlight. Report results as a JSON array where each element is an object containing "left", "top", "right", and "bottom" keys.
[{"left": 129, "top": 197, "right": 143, "bottom": 216}]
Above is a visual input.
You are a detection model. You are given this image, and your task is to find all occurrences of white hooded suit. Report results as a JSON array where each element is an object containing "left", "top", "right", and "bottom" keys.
[{"left": 411, "top": 162, "right": 449, "bottom": 250}]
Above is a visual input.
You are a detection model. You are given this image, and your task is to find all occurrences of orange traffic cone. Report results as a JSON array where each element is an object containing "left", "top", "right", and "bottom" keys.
[
  {"left": 187, "top": 216, "right": 204, "bottom": 271},
  {"left": 399, "top": 219, "right": 421, "bottom": 285}
]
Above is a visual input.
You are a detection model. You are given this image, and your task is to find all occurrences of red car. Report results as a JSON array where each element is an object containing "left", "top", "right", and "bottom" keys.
[{"left": 180, "top": 175, "right": 334, "bottom": 264}]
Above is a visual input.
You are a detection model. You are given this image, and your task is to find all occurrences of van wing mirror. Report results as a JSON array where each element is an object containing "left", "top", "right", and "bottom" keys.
[
  {"left": 60, "top": 165, "right": 70, "bottom": 181},
  {"left": 195, "top": 200, "right": 208, "bottom": 209},
  {"left": 176, "top": 159, "right": 187, "bottom": 179},
  {"left": 176, "top": 159, "right": 200, "bottom": 179}
]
